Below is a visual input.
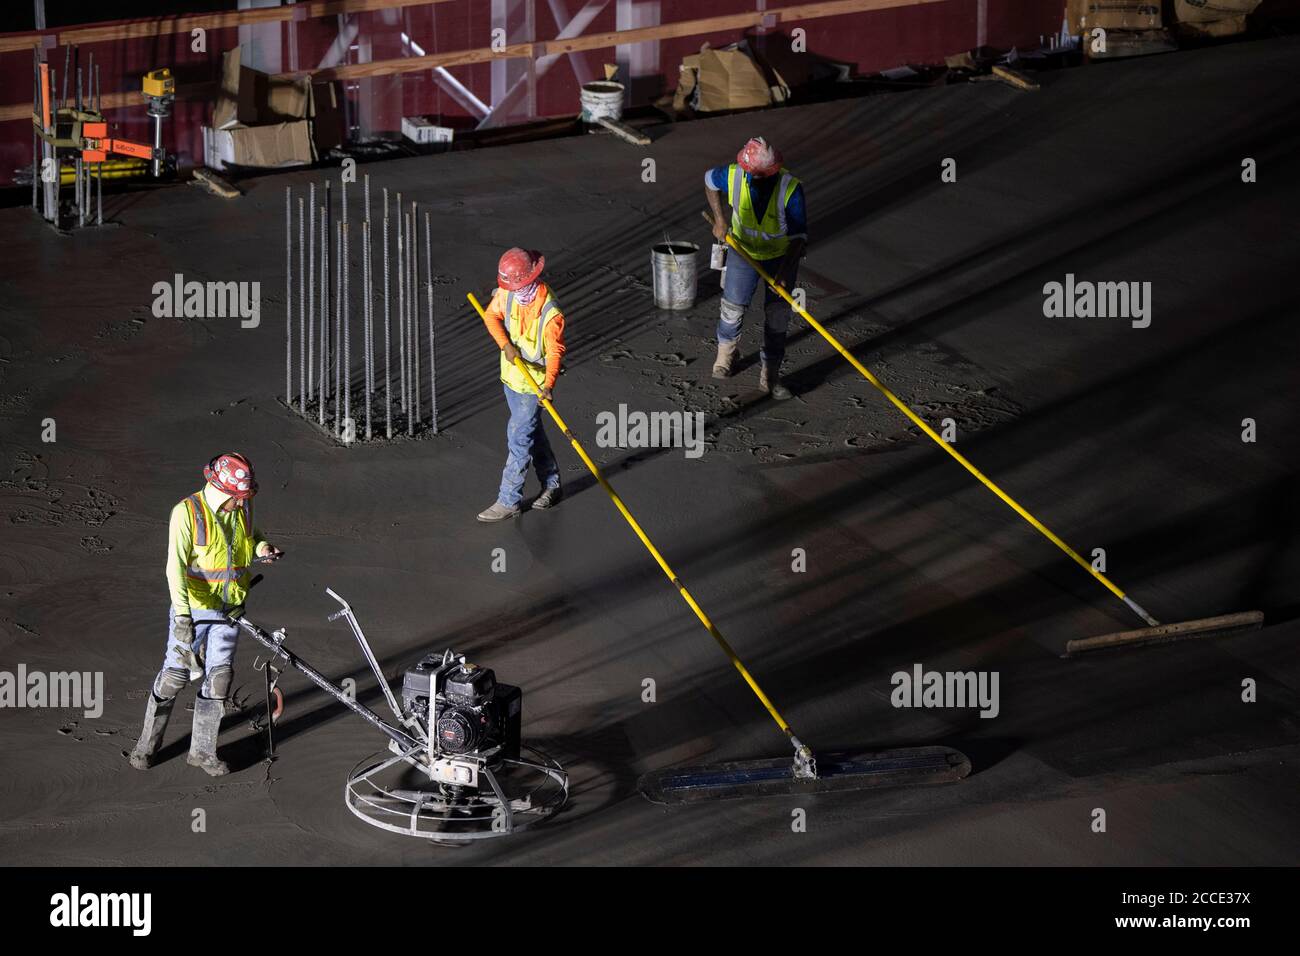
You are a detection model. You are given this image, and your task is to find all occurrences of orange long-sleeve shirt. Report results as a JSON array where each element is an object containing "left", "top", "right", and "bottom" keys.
[{"left": 482, "top": 284, "right": 566, "bottom": 390}]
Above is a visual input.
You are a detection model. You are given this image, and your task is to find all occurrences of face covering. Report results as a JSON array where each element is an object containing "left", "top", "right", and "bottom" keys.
[{"left": 513, "top": 280, "right": 540, "bottom": 304}]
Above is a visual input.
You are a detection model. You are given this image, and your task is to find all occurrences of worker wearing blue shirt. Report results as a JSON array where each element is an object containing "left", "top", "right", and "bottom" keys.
[{"left": 705, "top": 136, "right": 806, "bottom": 400}]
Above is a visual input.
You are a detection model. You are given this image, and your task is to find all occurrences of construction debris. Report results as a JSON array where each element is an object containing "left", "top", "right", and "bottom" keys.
[
  {"left": 1170, "top": 0, "right": 1262, "bottom": 37},
  {"left": 595, "top": 116, "right": 651, "bottom": 146},
  {"left": 190, "top": 167, "right": 240, "bottom": 198},
  {"left": 992, "top": 65, "right": 1040, "bottom": 91}
]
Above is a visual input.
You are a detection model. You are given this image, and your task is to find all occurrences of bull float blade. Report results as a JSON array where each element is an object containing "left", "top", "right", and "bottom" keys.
[
  {"left": 1064, "top": 610, "right": 1264, "bottom": 657},
  {"left": 638, "top": 745, "right": 970, "bottom": 805}
]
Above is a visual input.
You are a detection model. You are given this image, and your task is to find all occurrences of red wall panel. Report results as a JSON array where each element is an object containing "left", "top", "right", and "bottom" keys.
[{"left": 0, "top": 1, "right": 1063, "bottom": 187}]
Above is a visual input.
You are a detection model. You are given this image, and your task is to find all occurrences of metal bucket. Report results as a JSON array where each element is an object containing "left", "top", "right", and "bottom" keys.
[
  {"left": 651, "top": 242, "right": 699, "bottom": 310},
  {"left": 580, "top": 81, "right": 625, "bottom": 123}
]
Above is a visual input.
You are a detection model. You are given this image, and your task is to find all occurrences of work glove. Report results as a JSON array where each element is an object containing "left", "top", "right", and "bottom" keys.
[
  {"left": 256, "top": 542, "right": 284, "bottom": 562},
  {"left": 538, "top": 387, "right": 553, "bottom": 403},
  {"left": 502, "top": 341, "right": 521, "bottom": 364},
  {"left": 173, "top": 613, "right": 201, "bottom": 674}
]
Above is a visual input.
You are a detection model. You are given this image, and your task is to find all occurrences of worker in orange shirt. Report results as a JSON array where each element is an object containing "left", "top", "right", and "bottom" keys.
[{"left": 477, "top": 248, "right": 567, "bottom": 522}]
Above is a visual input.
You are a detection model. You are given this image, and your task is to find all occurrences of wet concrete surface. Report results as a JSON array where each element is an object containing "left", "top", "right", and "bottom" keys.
[{"left": 0, "top": 36, "right": 1298, "bottom": 865}]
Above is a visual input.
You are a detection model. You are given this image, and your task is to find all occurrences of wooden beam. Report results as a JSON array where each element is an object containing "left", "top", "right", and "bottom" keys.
[
  {"left": 0, "top": 83, "right": 213, "bottom": 124},
  {"left": 0, "top": 0, "right": 944, "bottom": 123},
  {"left": 0, "top": 0, "right": 453, "bottom": 53},
  {"left": 284, "top": 0, "right": 946, "bottom": 83}
]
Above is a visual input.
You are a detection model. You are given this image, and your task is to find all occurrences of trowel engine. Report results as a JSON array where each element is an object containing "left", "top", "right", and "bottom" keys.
[
  {"left": 235, "top": 588, "right": 568, "bottom": 840},
  {"left": 400, "top": 652, "right": 522, "bottom": 785}
]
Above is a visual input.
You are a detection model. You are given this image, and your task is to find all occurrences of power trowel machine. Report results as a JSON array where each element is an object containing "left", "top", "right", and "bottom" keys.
[{"left": 234, "top": 589, "right": 568, "bottom": 843}]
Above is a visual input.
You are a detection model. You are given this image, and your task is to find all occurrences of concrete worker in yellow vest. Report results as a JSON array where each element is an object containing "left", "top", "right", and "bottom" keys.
[
  {"left": 705, "top": 136, "right": 807, "bottom": 401},
  {"left": 477, "top": 247, "right": 567, "bottom": 522},
  {"left": 128, "top": 452, "right": 282, "bottom": 776}
]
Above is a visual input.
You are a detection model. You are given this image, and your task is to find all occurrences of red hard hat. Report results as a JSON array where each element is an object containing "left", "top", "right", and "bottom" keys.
[
  {"left": 737, "top": 137, "right": 782, "bottom": 177},
  {"left": 204, "top": 452, "right": 258, "bottom": 500},
  {"left": 497, "top": 247, "right": 545, "bottom": 291}
]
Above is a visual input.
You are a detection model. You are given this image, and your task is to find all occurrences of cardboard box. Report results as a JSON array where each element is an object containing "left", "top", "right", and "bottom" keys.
[
  {"left": 311, "top": 81, "right": 343, "bottom": 152},
  {"left": 209, "top": 49, "right": 328, "bottom": 169},
  {"left": 213, "top": 48, "right": 257, "bottom": 130},
  {"left": 1171, "top": 0, "right": 1261, "bottom": 34},
  {"left": 204, "top": 121, "right": 315, "bottom": 171},
  {"left": 1068, "top": 0, "right": 1162, "bottom": 32},
  {"left": 229, "top": 121, "right": 314, "bottom": 167},
  {"left": 673, "top": 43, "right": 790, "bottom": 113}
]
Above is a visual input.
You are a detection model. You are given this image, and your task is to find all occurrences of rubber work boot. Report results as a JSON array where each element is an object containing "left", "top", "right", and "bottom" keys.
[
  {"left": 477, "top": 501, "right": 520, "bottom": 523},
  {"left": 187, "top": 696, "right": 230, "bottom": 777},
  {"left": 128, "top": 695, "right": 174, "bottom": 770},
  {"left": 532, "top": 486, "right": 563, "bottom": 510},
  {"left": 712, "top": 341, "right": 738, "bottom": 379},
  {"left": 759, "top": 363, "right": 793, "bottom": 400}
]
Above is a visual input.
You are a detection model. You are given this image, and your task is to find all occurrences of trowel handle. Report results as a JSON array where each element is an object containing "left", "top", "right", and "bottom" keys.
[{"left": 325, "top": 587, "right": 350, "bottom": 623}]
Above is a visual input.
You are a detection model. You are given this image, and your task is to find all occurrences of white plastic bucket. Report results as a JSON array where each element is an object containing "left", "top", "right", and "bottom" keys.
[
  {"left": 580, "top": 81, "right": 625, "bottom": 123},
  {"left": 651, "top": 242, "right": 699, "bottom": 310}
]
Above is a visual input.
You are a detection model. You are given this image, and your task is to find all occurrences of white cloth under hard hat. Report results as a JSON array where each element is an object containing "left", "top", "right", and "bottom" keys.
[{"left": 513, "top": 280, "right": 540, "bottom": 305}]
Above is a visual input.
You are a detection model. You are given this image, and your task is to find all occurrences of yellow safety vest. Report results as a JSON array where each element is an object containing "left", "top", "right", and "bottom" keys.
[
  {"left": 180, "top": 490, "right": 256, "bottom": 610},
  {"left": 726, "top": 163, "right": 801, "bottom": 261},
  {"left": 498, "top": 285, "right": 561, "bottom": 394}
]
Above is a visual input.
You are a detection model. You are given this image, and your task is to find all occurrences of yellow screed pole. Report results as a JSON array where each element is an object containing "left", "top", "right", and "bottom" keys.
[
  {"left": 707, "top": 212, "right": 1158, "bottom": 628},
  {"left": 467, "top": 292, "right": 813, "bottom": 759}
]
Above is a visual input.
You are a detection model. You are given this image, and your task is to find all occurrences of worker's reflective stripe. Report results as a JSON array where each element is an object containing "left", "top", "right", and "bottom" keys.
[
  {"left": 187, "top": 494, "right": 208, "bottom": 547},
  {"left": 730, "top": 163, "right": 743, "bottom": 229},
  {"left": 774, "top": 172, "right": 792, "bottom": 234},
  {"left": 186, "top": 565, "right": 248, "bottom": 582},
  {"left": 178, "top": 488, "right": 256, "bottom": 611},
  {"left": 727, "top": 164, "right": 800, "bottom": 255}
]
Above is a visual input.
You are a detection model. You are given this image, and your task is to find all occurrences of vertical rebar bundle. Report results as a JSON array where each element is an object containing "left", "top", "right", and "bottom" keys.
[
  {"left": 308, "top": 183, "right": 315, "bottom": 401},
  {"left": 95, "top": 63, "right": 102, "bottom": 226},
  {"left": 383, "top": 193, "right": 392, "bottom": 440},
  {"left": 338, "top": 217, "right": 348, "bottom": 437},
  {"left": 322, "top": 181, "right": 331, "bottom": 421},
  {"left": 298, "top": 195, "right": 306, "bottom": 412},
  {"left": 319, "top": 207, "right": 328, "bottom": 426},
  {"left": 285, "top": 186, "right": 292, "bottom": 407},
  {"left": 282, "top": 176, "right": 440, "bottom": 443},
  {"left": 396, "top": 192, "right": 406, "bottom": 417},
  {"left": 76, "top": 65, "right": 84, "bottom": 228},
  {"left": 30, "top": 49, "right": 38, "bottom": 213},
  {"left": 363, "top": 219, "right": 373, "bottom": 441},
  {"left": 409, "top": 207, "right": 419, "bottom": 434},
  {"left": 426, "top": 212, "right": 438, "bottom": 434},
  {"left": 342, "top": 220, "right": 351, "bottom": 440}
]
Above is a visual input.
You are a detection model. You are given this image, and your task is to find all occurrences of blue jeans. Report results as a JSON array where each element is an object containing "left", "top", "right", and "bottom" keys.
[
  {"left": 498, "top": 383, "right": 560, "bottom": 509},
  {"left": 718, "top": 250, "right": 797, "bottom": 367},
  {"left": 157, "top": 606, "right": 240, "bottom": 698}
]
